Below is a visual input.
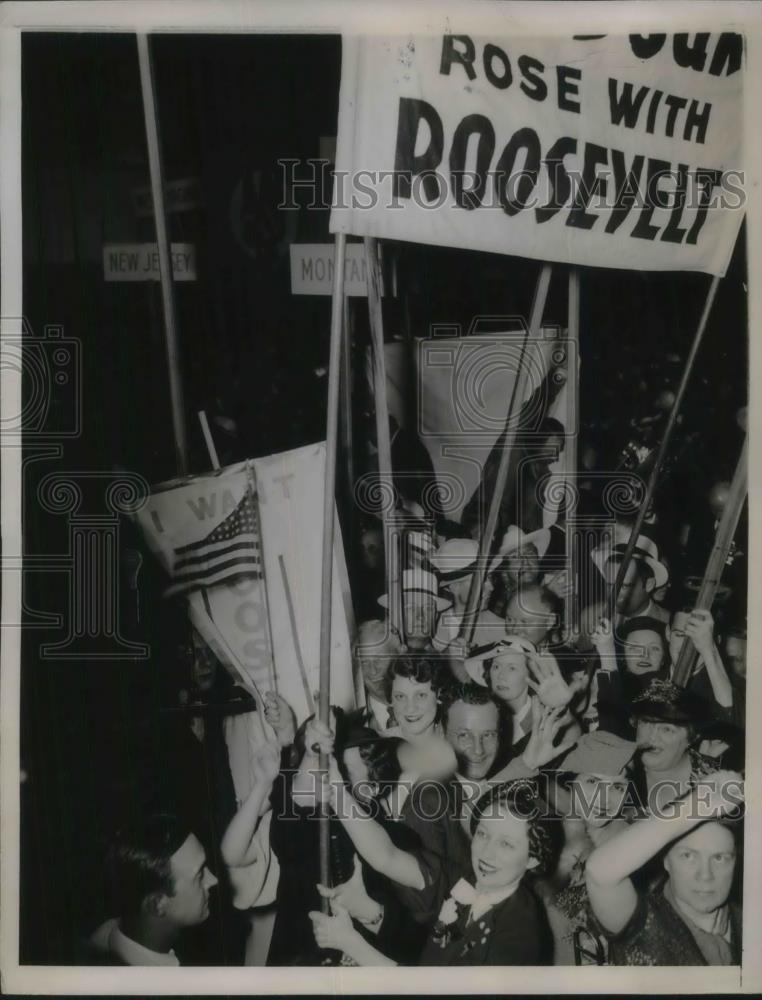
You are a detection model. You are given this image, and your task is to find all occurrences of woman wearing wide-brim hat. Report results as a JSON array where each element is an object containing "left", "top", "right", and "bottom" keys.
[{"left": 464, "top": 638, "right": 576, "bottom": 747}]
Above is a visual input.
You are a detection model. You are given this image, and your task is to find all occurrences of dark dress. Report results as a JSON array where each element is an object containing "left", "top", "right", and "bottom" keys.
[
  {"left": 595, "top": 888, "right": 742, "bottom": 966},
  {"left": 388, "top": 780, "right": 473, "bottom": 927},
  {"left": 266, "top": 768, "right": 429, "bottom": 965},
  {"left": 418, "top": 881, "right": 551, "bottom": 965}
]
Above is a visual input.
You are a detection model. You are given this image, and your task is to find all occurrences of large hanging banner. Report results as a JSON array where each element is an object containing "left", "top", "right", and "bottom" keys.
[
  {"left": 330, "top": 32, "right": 743, "bottom": 275},
  {"left": 134, "top": 444, "right": 356, "bottom": 726}
]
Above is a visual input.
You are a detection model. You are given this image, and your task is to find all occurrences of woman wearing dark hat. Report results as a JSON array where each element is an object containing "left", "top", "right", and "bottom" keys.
[
  {"left": 586, "top": 768, "right": 744, "bottom": 965},
  {"left": 629, "top": 678, "right": 718, "bottom": 816}
]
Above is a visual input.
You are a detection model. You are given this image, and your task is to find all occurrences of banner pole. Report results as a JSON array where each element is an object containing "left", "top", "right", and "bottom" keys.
[
  {"left": 198, "top": 410, "right": 220, "bottom": 471},
  {"left": 137, "top": 34, "right": 188, "bottom": 475},
  {"left": 245, "top": 461, "right": 279, "bottom": 697},
  {"left": 672, "top": 434, "right": 747, "bottom": 687},
  {"left": 318, "top": 232, "right": 347, "bottom": 901},
  {"left": 459, "top": 263, "right": 553, "bottom": 648},
  {"left": 566, "top": 268, "right": 581, "bottom": 636},
  {"left": 365, "top": 237, "right": 404, "bottom": 646},
  {"left": 278, "top": 554, "right": 317, "bottom": 715},
  {"left": 341, "top": 294, "right": 355, "bottom": 507},
  {"left": 606, "top": 273, "right": 721, "bottom": 622}
]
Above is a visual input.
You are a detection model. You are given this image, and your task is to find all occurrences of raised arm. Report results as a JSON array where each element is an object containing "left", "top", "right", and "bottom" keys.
[
  {"left": 221, "top": 740, "right": 280, "bottom": 867},
  {"left": 684, "top": 610, "right": 733, "bottom": 709},
  {"left": 489, "top": 699, "right": 578, "bottom": 787},
  {"left": 585, "top": 770, "right": 743, "bottom": 935},
  {"left": 328, "top": 756, "right": 425, "bottom": 890}
]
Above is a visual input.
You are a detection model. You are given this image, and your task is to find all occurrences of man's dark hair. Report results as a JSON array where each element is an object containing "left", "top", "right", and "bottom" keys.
[
  {"left": 106, "top": 813, "right": 190, "bottom": 918},
  {"left": 440, "top": 682, "right": 512, "bottom": 747},
  {"left": 382, "top": 654, "right": 452, "bottom": 704},
  {"left": 618, "top": 615, "right": 670, "bottom": 666}
]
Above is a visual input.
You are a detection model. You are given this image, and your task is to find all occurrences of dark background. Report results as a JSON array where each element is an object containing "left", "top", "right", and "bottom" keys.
[{"left": 19, "top": 32, "right": 748, "bottom": 963}]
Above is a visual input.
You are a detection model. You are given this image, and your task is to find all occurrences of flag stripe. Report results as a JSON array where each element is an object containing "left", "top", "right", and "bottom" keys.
[
  {"left": 172, "top": 556, "right": 261, "bottom": 583},
  {"left": 175, "top": 537, "right": 259, "bottom": 571},
  {"left": 166, "top": 564, "right": 262, "bottom": 597},
  {"left": 177, "top": 526, "right": 259, "bottom": 556}
]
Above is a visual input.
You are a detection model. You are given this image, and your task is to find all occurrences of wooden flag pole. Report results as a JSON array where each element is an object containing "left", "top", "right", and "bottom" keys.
[
  {"left": 198, "top": 411, "right": 220, "bottom": 470},
  {"left": 459, "top": 263, "right": 553, "bottom": 647},
  {"left": 318, "top": 232, "right": 347, "bottom": 901},
  {"left": 365, "top": 237, "right": 404, "bottom": 646},
  {"left": 607, "top": 274, "right": 721, "bottom": 621},
  {"left": 137, "top": 34, "right": 188, "bottom": 475},
  {"left": 566, "top": 268, "right": 581, "bottom": 636},
  {"left": 278, "top": 554, "right": 317, "bottom": 715},
  {"left": 341, "top": 294, "right": 355, "bottom": 509},
  {"left": 672, "top": 435, "right": 747, "bottom": 688},
  {"left": 244, "top": 461, "right": 279, "bottom": 698}
]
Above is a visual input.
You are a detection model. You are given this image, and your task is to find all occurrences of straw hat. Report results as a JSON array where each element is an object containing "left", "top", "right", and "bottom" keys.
[
  {"left": 592, "top": 525, "right": 668, "bottom": 591},
  {"left": 430, "top": 538, "right": 479, "bottom": 581},
  {"left": 378, "top": 568, "right": 451, "bottom": 612},
  {"left": 489, "top": 524, "right": 551, "bottom": 574},
  {"left": 464, "top": 637, "right": 537, "bottom": 686}
]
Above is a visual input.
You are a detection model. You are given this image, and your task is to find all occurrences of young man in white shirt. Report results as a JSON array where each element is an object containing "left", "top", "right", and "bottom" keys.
[{"left": 89, "top": 813, "right": 218, "bottom": 966}]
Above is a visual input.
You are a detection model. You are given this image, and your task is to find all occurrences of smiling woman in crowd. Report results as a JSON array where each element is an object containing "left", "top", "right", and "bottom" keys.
[
  {"left": 382, "top": 656, "right": 451, "bottom": 743},
  {"left": 591, "top": 615, "right": 671, "bottom": 738},
  {"left": 311, "top": 779, "right": 554, "bottom": 966}
]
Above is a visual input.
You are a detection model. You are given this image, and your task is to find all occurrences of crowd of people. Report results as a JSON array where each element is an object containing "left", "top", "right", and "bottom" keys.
[{"left": 85, "top": 456, "right": 747, "bottom": 967}]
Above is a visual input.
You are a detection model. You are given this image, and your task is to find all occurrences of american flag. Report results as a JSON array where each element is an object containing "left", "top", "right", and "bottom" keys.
[{"left": 166, "top": 487, "right": 261, "bottom": 597}]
